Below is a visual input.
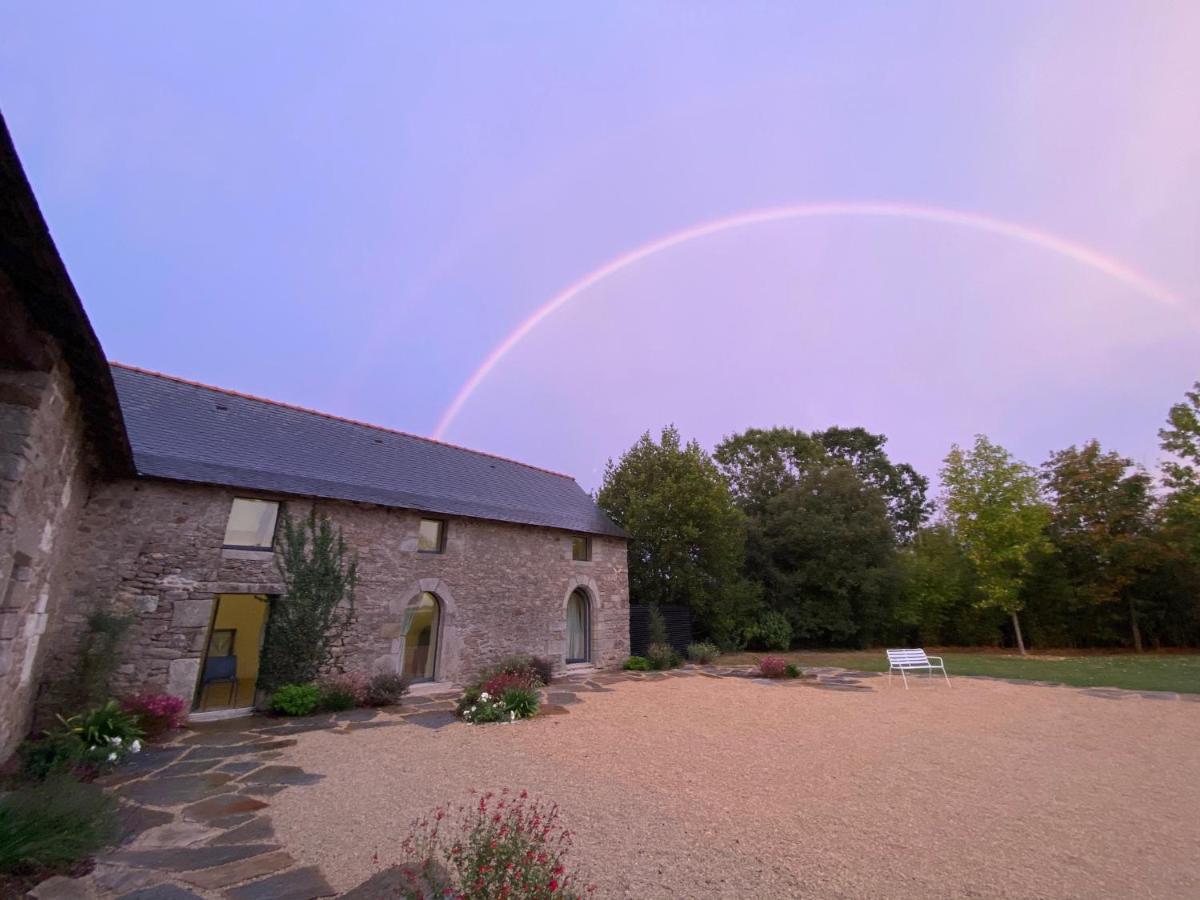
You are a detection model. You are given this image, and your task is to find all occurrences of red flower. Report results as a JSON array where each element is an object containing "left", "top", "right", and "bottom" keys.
[{"left": 549, "top": 879, "right": 559, "bottom": 892}]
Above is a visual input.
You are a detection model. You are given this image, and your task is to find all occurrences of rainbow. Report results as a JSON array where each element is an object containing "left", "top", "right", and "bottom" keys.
[{"left": 433, "top": 201, "right": 1189, "bottom": 439}]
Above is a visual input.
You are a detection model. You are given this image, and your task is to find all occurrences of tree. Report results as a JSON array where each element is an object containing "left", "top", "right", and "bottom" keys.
[
  {"left": 814, "top": 427, "right": 931, "bottom": 541},
  {"left": 1158, "top": 381, "right": 1200, "bottom": 562},
  {"left": 258, "top": 510, "right": 358, "bottom": 693},
  {"left": 597, "top": 426, "right": 756, "bottom": 645},
  {"left": 1041, "top": 441, "right": 1155, "bottom": 651},
  {"left": 714, "top": 426, "right": 929, "bottom": 540},
  {"left": 712, "top": 427, "right": 823, "bottom": 514},
  {"left": 747, "top": 464, "right": 899, "bottom": 647},
  {"left": 895, "top": 524, "right": 975, "bottom": 645},
  {"left": 939, "top": 435, "right": 1049, "bottom": 655}
]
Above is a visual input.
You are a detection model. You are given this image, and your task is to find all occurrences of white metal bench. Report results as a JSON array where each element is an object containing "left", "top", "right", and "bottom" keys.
[{"left": 886, "top": 648, "right": 950, "bottom": 689}]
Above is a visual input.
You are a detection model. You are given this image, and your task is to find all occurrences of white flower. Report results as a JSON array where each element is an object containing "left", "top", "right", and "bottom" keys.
[
  {"left": 479, "top": 692, "right": 490, "bottom": 701},
  {"left": 107, "top": 752, "right": 118, "bottom": 762},
  {"left": 510, "top": 711, "right": 516, "bottom": 720},
  {"left": 109, "top": 736, "right": 123, "bottom": 746},
  {"left": 130, "top": 740, "right": 142, "bottom": 753}
]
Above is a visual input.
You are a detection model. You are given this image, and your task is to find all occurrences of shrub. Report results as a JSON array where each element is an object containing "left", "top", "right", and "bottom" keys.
[
  {"left": 121, "top": 694, "right": 187, "bottom": 741},
  {"left": 0, "top": 775, "right": 118, "bottom": 874},
  {"left": 270, "top": 683, "right": 322, "bottom": 716},
  {"left": 20, "top": 699, "right": 145, "bottom": 781},
  {"left": 622, "top": 656, "right": 650, "bottom": 671},
  {"left": 501, "top": 686, "right": 540, "bottom": 719},
  {"left": 71, "top": 611, "right": 132, "bottom": 710},
  {"left": 19, "top": 732, "right": 85, "bottom": 782},
  {"left": 647, "top": 604, "right": 669, "bottom": 645},
  {"left": 258, "top": 511, "right": 358, "bottom": 693},
  {"left": 758, "top": 656, "right": 788, "bottom": 679},
  {"left": 785, "top": 663, "right": 801, "bottom": 679},
  {"left": 482, "top": 671, "right": 537, "bottom": 697},
  {"left": 459, "top": 684, "right": 541, "bottom": 724},
  {"left": 746, "top": 611, "right": 792, "bottom": 651},
  {"left": 318, "top": 672, "right": 369, "bottom": 711},
  {"left": 494, "top": 654, "right": 553, "bottom": 686},
  {"left": 686, "top": 641, "right": 720, "bottom": 664},
  {"left": 366, "top": 672, "right": 411, "bottom": 707},
  {"left": 398, "top": 790, "right": 590, "bottom": 898},
  {"left": 645, "top": 642, "right": 681, "bottom": 670}
]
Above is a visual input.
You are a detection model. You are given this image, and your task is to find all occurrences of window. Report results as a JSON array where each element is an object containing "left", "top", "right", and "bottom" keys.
[
  {"left": 223, "top": 498, "right": 279, "bottom": 550},
  {"left": 571, "top": 535, "right": 591, "bottom": 562},
  {"left": 418, "top": 518, "right": 447, "bottom": 553}
]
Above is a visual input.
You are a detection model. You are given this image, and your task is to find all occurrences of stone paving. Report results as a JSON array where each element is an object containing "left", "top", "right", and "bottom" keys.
[{"left": 27, "top": 664, "right": 1195, "bottom": 898}]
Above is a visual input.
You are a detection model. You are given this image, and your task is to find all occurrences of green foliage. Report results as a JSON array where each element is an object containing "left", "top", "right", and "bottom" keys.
[
  {"left": 71, "top": 611, "right": 131, "bottom": 710},
  {"left": 597, "top": 426, "right": 753, "bottom": 645},
  {"left": 647, "top": 604, "right": 669, "bottom": 645},
  {"left": 458, "top": 684, "right": 540, "bottom": 724},
  {"left": 21, "top": 702, "right": 143, "bottom": 780},
  {"left": 645, "top": 642, "right": 681, "bottom": 670},
  {"left": 748, "top": 465, "right": 899, "bottom": 647},
  {"left": 258, "top": 510, "right": 358, "bottom": 693},
  {"left": 686, "top": 641, "right": 720, "bottom": 664},
  {"left": 19, "top": 731, "right": 84, "bottom": 782},
  {"left": 366, "top": 672, "right": 412, "bottom": 706},
  {"left": 784, "top": 663, "right": 801, "bottom": 678},
  {"left": 399, "top": 791, "right": 589, "bottom": 898},
  {"left": 270, "top": 683, "right": 322, "bottom": 717},
  {"left": 895, "top": 524, "right": 979, "bottom": 645},
  {"left": 0, "top": 775, "right": 117, "bottom": 874},
  {"left": 622, "top": 656, "right": 650, "bottom": 671},
  {"left": 744, "top": 610, "right": 793, "bottom": 651},
  {"left": 940, "top": 435, "right": 1049, "bottom": 650},
  {"left": 714, "top": 426, "right": 930, "bottom": 541},
  {"left": 501, "top": 686, "right": 540, "bottom": 718},
  {"left": 1041, "top": 441, "right": 1157, "bottom": 650}
]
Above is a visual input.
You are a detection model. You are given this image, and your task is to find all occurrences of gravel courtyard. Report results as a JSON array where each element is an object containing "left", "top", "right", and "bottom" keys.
[{"left": 269, "top": 674, "right": 1200, "bottom": 899}]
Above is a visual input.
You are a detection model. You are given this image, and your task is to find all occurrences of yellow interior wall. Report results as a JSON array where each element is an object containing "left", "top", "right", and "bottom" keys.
[{"left": 199, "top": 593, "right": 269, "bottom": 709}]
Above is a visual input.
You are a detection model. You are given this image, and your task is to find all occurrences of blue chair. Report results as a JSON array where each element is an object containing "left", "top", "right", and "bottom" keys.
[{"left": 201, "top": 655, "right": 239, "bottom": 708}]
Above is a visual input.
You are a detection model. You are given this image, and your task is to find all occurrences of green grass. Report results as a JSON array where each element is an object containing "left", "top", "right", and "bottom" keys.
[{"left": 718, "top": 649, "right": 1200, "bottom": 693}]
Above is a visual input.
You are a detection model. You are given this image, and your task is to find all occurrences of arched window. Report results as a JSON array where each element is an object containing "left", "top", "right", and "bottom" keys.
[
  {"left": 402, "top": 591, "right": 441, "bottom": 681},
  {"left": 566, "top": 588, "right": 590, "bottom": 663}
]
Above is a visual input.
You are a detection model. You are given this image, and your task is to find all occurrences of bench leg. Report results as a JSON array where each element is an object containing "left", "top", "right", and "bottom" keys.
[
  {"left": 942, "top": 666, "right": 951, "bottom": 687},
  {"left": 900, "top": 668, "right": 908, "bottom": 690}
]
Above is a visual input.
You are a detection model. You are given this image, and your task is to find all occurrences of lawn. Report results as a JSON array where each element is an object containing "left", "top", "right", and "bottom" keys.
[{"left": 717, "top": 648, "right": 1200, "bottom": 693}]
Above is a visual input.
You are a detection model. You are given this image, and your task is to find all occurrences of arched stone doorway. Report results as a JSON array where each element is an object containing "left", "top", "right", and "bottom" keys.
[
  {"left": 566, "top": 587, "right": 591, "bottom": 664},
  {"left": 401, "top": 591, "right": 441, "bottom": 682}
]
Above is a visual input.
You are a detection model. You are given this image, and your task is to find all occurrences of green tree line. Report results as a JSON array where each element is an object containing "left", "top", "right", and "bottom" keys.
[{"left": 597, "top": 383, "right": 1200, "bottom": 652}]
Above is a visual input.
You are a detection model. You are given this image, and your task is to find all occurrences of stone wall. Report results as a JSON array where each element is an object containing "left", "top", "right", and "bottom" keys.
[
  {"left": 0, "top": 357, "right": 91, "bottom": 758},
  {"left": 43, "top": 478, "right": 629, "bottom": 709}
]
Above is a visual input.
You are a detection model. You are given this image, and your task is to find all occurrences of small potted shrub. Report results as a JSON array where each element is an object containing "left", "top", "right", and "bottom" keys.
[
  {"left": 366, "top": 672, "right": 411, "bottom": 707},
  {"left": 686, "top": 642, "right": 720, "bottom": 664},
  {"left": 270, "top": 683, "right": 322, "bottom": 717},
  {"left": 758, "top": 656, "right": 788, "bottom": 679},
  {"left": 645, "top": 642, "right": 681, "bottom": 670},
  {"left": 318, "top": 672, "right": 369, "bottom": 711},
  {"left": 397, "top": 790, "right": 591, "bottom": 897},
  {"left": 121, "top": 693, "right": 187, "bottom": 742}
]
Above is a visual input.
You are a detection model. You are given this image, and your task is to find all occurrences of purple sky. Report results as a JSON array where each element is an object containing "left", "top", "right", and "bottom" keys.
[{"left": 5, "top": 3, "right": 1200, "bottom": 490}]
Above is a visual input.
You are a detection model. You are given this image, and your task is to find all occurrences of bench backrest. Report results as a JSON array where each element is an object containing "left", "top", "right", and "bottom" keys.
[{"left": 886, "top": 648, "right": 931, "bottom": 667}]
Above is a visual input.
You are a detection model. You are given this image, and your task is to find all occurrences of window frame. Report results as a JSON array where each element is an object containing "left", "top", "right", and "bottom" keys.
[
  {"left": 417, "top": 517, "right": 448, "bottom": 554},
  {"left": 571, "top": 534, "right": 592, "bottom": 562},
  {"left": 221, "top": 498, "right": 281, "bottom": 551}
]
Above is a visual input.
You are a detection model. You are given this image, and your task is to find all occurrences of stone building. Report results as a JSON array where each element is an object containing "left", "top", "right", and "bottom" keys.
[{"left": 0, "top": 112, "right": 629, "bottom": 757}]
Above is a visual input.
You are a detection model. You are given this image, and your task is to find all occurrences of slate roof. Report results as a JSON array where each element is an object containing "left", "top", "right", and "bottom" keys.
[{"left": 110, "top": 364, "right": 625, "bottom": 538}]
